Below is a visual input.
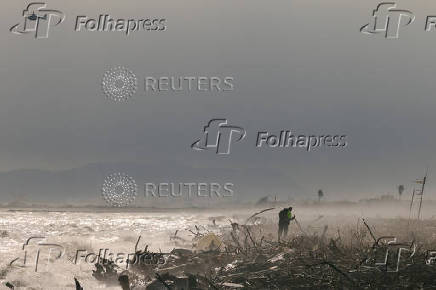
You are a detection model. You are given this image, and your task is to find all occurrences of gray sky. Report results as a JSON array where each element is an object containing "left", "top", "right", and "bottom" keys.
[{"left": 1, "top": 0, "right": 436, "bottom": 201}]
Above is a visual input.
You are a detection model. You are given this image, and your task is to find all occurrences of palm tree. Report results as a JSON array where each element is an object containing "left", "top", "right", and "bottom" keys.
[
  {"left": 318, "top": 189, "right": 324, "bottom": 202},
  {"left": 398, "top": 185, "right": 404, "bottom": 200}
]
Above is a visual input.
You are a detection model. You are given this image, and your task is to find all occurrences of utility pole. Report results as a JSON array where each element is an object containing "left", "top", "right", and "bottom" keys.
[
  {"left": 408, "top": 168, "right": 429, "bottom": 221},
  {"left": 417, "top": 169, "right": 428, "bottom": 220}
]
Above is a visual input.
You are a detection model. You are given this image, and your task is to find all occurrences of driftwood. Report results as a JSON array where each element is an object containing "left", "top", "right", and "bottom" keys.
[
  {"left": 74, "top": 277, "right": 83, "bottom": 290},
  {"left": 245, "top": 208, "right": 275, "bottom": 225},
  {"left": 88, "top": 213, "right": 436, "bottom": 289}
]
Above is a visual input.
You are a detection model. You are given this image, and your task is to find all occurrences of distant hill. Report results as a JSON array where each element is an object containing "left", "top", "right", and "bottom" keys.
[{"left": 0, "top": 162, "right": 302, "bottom": 204}]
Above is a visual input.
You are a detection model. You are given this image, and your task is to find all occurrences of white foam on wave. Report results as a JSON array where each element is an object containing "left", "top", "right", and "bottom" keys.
[{"left": 0, "top": 208, "right": 243, "bottom": 289}]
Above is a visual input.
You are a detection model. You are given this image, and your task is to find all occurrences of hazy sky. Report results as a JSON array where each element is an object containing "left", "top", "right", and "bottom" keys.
[{"left": 1, "top": 0, "right": 436, "bottom": 201}]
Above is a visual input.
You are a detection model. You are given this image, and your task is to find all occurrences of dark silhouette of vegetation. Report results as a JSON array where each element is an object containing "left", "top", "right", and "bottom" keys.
[
  {"left": 318, "top": 189, "right": 324, "bottom": 202},
  {"left": 398, "top": 185, "right": 405, "bottom": 200}
]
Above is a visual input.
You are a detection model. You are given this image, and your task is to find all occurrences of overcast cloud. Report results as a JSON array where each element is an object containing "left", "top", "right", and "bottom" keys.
[{"left": 1, "top": 0, "right": 435, "bottom": 202}]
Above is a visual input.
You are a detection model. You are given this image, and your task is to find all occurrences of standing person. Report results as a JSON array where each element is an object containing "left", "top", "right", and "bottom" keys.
[{"left": 278, "top": 207, "right": 295, "bottom": 241}]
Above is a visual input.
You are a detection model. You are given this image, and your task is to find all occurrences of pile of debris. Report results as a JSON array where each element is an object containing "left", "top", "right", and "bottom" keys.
[{"left": 91, "top": 215, "right": 436, "bottom": 289}]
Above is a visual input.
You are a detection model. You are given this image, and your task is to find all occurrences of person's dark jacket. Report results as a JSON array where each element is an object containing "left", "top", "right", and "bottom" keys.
[{"left": 279, "top": 208, "right": 294, "bottom": 225}]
